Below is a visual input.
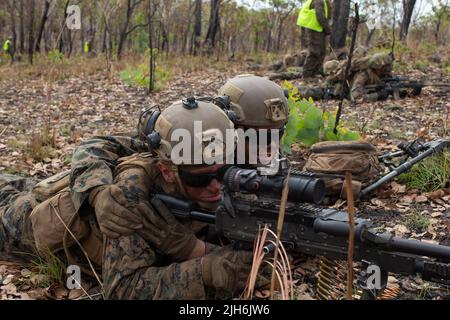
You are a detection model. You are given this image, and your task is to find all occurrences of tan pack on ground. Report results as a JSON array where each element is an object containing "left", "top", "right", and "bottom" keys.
[{"left": 303, "top": 141, "right": 382, "bottom": 198}]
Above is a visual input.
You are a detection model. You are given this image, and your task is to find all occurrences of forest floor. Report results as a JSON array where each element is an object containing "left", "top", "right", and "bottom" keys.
[{"left": 0, "top": 51, "right": 449, "bottom": 300}]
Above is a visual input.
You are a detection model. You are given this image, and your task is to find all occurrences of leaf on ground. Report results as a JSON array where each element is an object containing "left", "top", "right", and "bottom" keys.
[
  {"left": 391, "top": 182, "right": 406, "bottom": 194},
  {"left": 68, "top": 288, "right": 85, "bottom": 300},
  {"left": 415, "top": 195, "right": 428, "bottom": 203},
  {"left": 393, "top": 224, "right": 410, "bottom": 237}
]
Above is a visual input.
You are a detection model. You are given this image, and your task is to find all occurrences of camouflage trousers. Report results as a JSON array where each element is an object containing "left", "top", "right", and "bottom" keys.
[
  {"left": 303, "top": 29, "right": 326, "bottom": 78},
  {"left": 0, "top": 174, "right": 39, "bottom": 261}
]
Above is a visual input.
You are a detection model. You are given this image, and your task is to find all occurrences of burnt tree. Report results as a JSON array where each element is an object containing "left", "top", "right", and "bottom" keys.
[
  {"left": 117, "top": 0, "right": 145, "bottom": 59},
  {"left": 19, "top": 0, "right": 25, "bottom": 54},
  {"left": 35, "top": 0, "right": 51, "bottom": 52},
  {"left": 205, "top": 0, "right": 221, "bottom": 50},
  {"left": 6, "top": 0, "right": 17, "bottom": 54},
  {"left": 399, "top": 0, "right": 417, "bottom": 41},
  {"left": 28, "top": 0, "right": 35, "bottom": 64},
  {"left": 192, "top": 0, "right": 202, "bottom": 55},
  {"left": 331, "top": 0, "right": 350, "bottom": 49}
]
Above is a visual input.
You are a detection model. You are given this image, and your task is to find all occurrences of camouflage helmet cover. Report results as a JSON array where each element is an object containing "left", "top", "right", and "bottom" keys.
[
  {"left": 368, "top": 53, "right": 393, "bottom": 69},
  {"left": 218, "top": 74, "right": 289, "bottom": 128},
  {"left": 353, "top": 46, "right": 368, "bottom": 59},
  {"left": 323, "top": 60, "right": 340, "bottom": 75}
]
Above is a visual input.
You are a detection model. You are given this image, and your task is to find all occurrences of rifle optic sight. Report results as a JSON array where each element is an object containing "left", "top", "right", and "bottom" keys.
[{"left": 223, "top": 166, "right": 325, "bottom": 204}]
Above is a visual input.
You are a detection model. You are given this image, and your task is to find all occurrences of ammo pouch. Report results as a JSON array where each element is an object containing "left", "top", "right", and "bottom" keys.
[
  {"left": 29, "top": 187, "right": 103, "bottom": 267},
  {"left": 303, "top": 141, "right": 382, "bottom": 199},
  {"left": 32, "top": 170, "right": 70, "bottom": 202}
]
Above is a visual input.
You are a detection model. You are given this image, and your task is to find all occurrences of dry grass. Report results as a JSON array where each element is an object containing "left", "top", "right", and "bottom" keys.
[{"left": 242, "top": 225, "right": 293, "bottom": 300}]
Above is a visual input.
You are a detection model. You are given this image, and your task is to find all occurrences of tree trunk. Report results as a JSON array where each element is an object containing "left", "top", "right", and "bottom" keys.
[
  {"left": 117, "top": 0, "right": 133, "bottom": 59},
  {"left": 19, "top": 0, "right": 25, "bottom": 54},
  {"left": 331, "top": 0, "right": 350, "bottom": 49},
  {"left": 35, "top": 0, "right": 51, "bottom": 52},
  {"left": 276, "top": 15, "right": 290, "bottom": 51},
  {"left": 254, "top": 30, "right": 259, "bottom": 54},
  {"left": 59, "top": 0, "right": 70, "bottom": 53},
  {"left": 28, "top": 0, "right": 35, "bottom": 64},
  {"left": 148, "top": 0, "right": 156, "bottom": 94},
  {"left": 102, "top": 14, "right": 107, "bottom": 53},
  {"left": 435, "top": 13, "right": 441, "bottom": 45},
  {"left": 193, "top": 0, "right": 202, "bottom": 55},
  {"left": 365, "top": 28, "right": 376, "bottom": 47},
  {"left": 399, "top": 0, "right": 416, "bottom": 41},
  {"left": 205, "top": 0, "right": 221, "bottom": 50},
  {"left": 7, "top": 0, "right": 17, "bottom": 54}
]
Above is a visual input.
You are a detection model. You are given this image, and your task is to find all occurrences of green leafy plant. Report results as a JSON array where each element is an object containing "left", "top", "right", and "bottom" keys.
[
  {"left": 120, "top": 62, "right": 171, "bottom": 92},
  {"left": 404, "top": 210, "right": 430, "bottom": 233},
  {"left": 47, "top": 50, "right": 64, "bottom": 64},
  {"left": 398, "top": 151, "right": 450, "bottom": 192},
  {"left": 281, "top": 82, "right": 360, "bottom": 154}
]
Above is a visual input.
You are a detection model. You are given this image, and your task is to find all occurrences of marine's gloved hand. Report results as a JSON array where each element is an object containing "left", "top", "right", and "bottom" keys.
[
  {"left": 89, "top": 185, "right": 144, "bottom": 238},
  {"left": 137, "top": 197, "right": 197, "bottom": 261},
  {"left": 201, "top": 246, "right": 253, "bottom": 295},
  {"left": 377, "top": 88, "right": 389, "bottom": 101}
]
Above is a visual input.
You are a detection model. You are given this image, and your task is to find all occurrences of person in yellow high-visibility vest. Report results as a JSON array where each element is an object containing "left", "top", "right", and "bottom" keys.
[
  {"left": 3, "top": 37, "right": 14, "bottom": 63},
  {"left": 297, "top": 0, "right": 332, "bottom": 78}
]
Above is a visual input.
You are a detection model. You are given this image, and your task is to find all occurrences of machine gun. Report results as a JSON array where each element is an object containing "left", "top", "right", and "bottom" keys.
[
  {"left": 154, "top": 165, "right": 450, "bottom": 299},
  {"left": 364, "top": 77, "right": 450, "bottom": 99},
  {"left": 360, "top": 138, "right": 450, "bottom": 197}
]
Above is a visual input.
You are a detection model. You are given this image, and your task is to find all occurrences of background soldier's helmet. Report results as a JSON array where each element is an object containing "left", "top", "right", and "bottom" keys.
[
  {"left": 353, "top": 46, "right": 368, "bottom": 59},
  {"left": 139, "top": 98, "right": 235, "bottom": 165},
  {"left": 218, "top": 74, "right": 289, "bottom": 128},
  {"left": 323, "top": 60, "right": 340, "bottom": 75},
  {"left": 368, "top": 53, "right": 393, "bottom": 69}
]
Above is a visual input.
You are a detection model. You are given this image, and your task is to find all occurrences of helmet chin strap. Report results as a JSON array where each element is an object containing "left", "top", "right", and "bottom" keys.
[{"left": 170, "top": 164, "right": 189, "bottom": 199}]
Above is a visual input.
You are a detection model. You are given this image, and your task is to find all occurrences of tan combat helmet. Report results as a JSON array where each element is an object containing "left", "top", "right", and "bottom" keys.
[
  {"left": 368, "top": 53, "right": 393, "bottom": 69},
  {"left": 353, "top": 46, "right": 368, "bottom": 59},
  {"left": 323, "top": 60, "right": 341, "bottom": 76},
  {"left": 218, "top": 74, "right": 289, "bottom": 128},
  {"left": 139, "top": 97, "right": 235, "bottom": 165}
]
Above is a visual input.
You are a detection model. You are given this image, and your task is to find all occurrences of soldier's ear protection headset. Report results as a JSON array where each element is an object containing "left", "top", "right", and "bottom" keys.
[{"left": 138, "top": 96, "right": 237, "bottom": 152}]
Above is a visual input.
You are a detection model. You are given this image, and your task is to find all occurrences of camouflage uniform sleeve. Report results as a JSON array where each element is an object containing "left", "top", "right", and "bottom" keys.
[
  {"left": 103, "top": 233, "right": 207, "bottom": 300},
  {"left": 350, "top": 71, "right": 369, "bottom": 101},
  {"left": 315, "top": 0, "right": 331, "bottom": 32},
  {"left": 70, "top": 135, "right": 148, "bottom": 211}
]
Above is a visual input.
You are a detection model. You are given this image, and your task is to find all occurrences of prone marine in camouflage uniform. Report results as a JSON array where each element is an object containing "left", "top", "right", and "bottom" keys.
[
  {"left": 1, "top": 100, "right": 266, "bottom": 299},
  {"left": 350, "top": 52, "right": 393, "bottom": 102},
  {"left": 298, "top": 51, "right": 393, "bottom": 102},
  {"left": 68, "top": 75, "right": 289, "bottom": 239}
]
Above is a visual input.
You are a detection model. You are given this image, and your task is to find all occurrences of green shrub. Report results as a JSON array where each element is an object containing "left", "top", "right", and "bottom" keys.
[
  {"left": 47, "top": 50, "right": 64, "bottom": 64},
  {"left": 404, "top": 211, "right": 430, "bottom": 233},
  {"left": 120, "top": 63, "right": 171, "bottom": 92},
  {"left": 281, "top": 82, "right": 360, "bottom": 154},
  {"left": 398, "top": 151, "right": 450, "bottom": 192}
]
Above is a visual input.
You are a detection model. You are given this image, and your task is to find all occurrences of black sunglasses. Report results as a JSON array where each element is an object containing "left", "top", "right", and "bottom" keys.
[{"left": 179, "top": 165, "right": 231, "bottom": 188}]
